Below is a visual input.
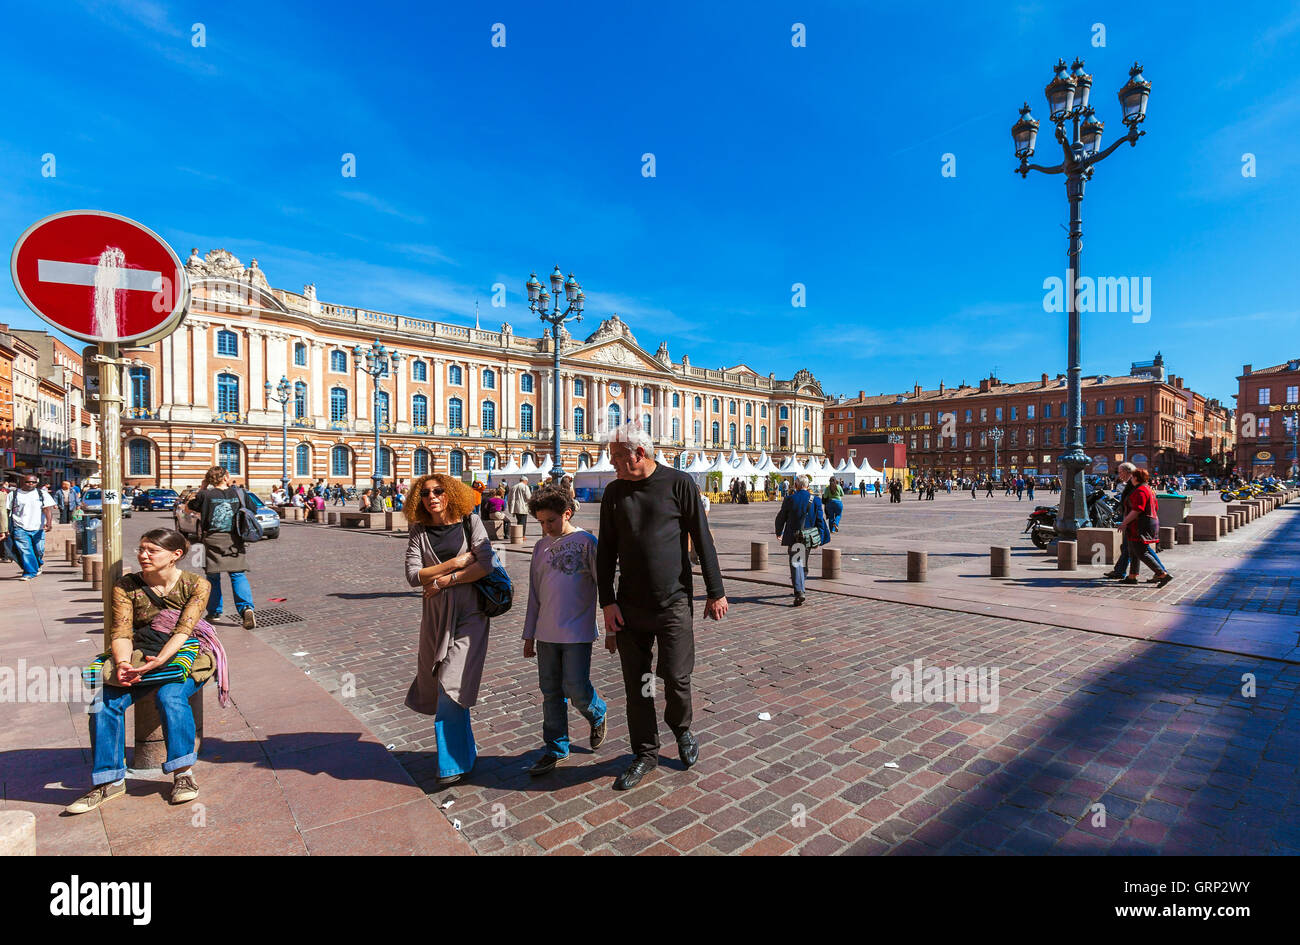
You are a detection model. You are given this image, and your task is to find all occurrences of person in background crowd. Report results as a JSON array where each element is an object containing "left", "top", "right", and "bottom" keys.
[
  {"left": 1119, "top": 467, "right": 1172, "bottom": 587},
  {"left": 5, "top": 474, "right": 56, "bottom": 580},
  {"left": 522, "top": 484, "right": 608, "bottom": 777},
  {"left": 775, "top": 474, "right": 829, "bottom": 608},
  {"left": 508, "top": 477, "right": 532, "bottom": 536},
  {"left": 0, "top": 490, "right": 11, "bottom": 564},
  {"left": 823, "top": 477, "right": 844, "bottom": 532},
  {"left": 358, "top": 489, "right": 372, "bottom": 511},
  {"left": 187, "top": 466, "right": 258, "bottom": 630},
  {"left": 1026, "top": 478, "right": 1035, "bottom": 501},
  {"left": 55, "top": 480, "right": 81, "bottom": 524}
]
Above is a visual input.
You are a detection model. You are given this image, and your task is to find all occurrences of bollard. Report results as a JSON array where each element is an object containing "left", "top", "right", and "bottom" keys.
[
  {"left": 91, "top": 558, "right": 103, "bottom": 590},
  {"left": 132, "top": 690, "right": 204, "bottom": 771},
  {"left": 1175, "top": 523, "right": 1193, "bottom": 545},
  {"left": 509, "top": 524, "right": 524, "bottom": 545},
  {"left": 990, "top": 546, "right": 1011, "bottom": 577},
  {"left": 822, "top": 546, "right": 841, "bottom": 580},
  {"left": 1221, "top": 515, "right": 1232, "bottom": 533},
  {"left": 1077, "top": 527, "right": 1120, "bottom": 565},
  {"left": 1159, "top": 526, "right": 1175, "bottom": 550},
  {"left": 1057, "top": 540, "right": 1078, "bottom": 571},
  {"left": 82, "top": 554, "right": 96, "bottom": 582},
  {"left": 1187, "top": 514, "right": 1220, "bottom": 541},
  {"left": 906, "top": 550, "right": 927, "bottom": 582},
  {"left": 0, "top": 811, "right": 36, "bottom": 856},
  {"left": 326, "top": 511, "right": 340, "bottom": 525},
  {"left": 750, "top": 541, "right": 769, "bottom": 570}
]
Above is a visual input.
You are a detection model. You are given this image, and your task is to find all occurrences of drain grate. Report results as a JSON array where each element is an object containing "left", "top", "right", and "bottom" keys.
[{"left": 250, "top": 608, "right": 303, "bottom": 627}]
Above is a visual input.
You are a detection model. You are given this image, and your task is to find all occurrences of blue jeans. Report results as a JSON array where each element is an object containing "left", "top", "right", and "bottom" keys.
[
  {"left": 90, "top": 677, "right": 205, "bottom": 784},
  {"left": 206, "top": 571, "right": 253, "bottom": 617},
  {"left": 435, "top": 686, "right": 476, "bottom": 778},
  {"left": 536, "top": 641, "right": 606, "bottom": 758},
  {"left": 1126, "top": 538, "right": 1167, "bottom": 575},
  {"left": 787, "top": 545, "right": 806, "bottom": 596},
  {"left": 825, "top": 498, "right": 843, "bottom": 531},
  {"left": 11, "top": 524, "right": 45, "bottom": 577}
]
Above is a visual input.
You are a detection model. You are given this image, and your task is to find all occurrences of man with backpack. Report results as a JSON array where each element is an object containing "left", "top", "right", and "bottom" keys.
[
  {"left": 186, "top": 465, "right": 261, "bottom": 629},
  {"left": 3, "top": 475, "right": 56, "bottom": 580}
]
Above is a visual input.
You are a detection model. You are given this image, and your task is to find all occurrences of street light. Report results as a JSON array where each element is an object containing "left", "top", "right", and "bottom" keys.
[
  {"left": 352, "top": 339, "right": 404, "bottom": 512},
  {"left": 989, "top": 426, "right": 1004, "bottom": 480},
  {"left": 1118, "top": 419, "right": 1132, "bottom": 463},
  {"left": 263, "top": 376, "right": 292, "bottom": 493},
  {"left": 1013, "top": 58, "right": 1150, "bottom": 540},
  {"left": 527, "top": 265, "right": 584, "bottom": 484}
]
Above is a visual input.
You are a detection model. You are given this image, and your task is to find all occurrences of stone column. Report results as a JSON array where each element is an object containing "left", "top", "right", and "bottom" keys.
[
  {"left": 169, "top": 325, "right": 189, "bottom": 405},
  {"left": 247, "top": 328, "right": 265, "bottom": 409},
  {"left": 595, "top": 378, "right": 605, "bottom": 436},
  {"left": 266, "top": 331, "right": 289, "bottom": 391},
  {"left": 503, "top": 367, "right": 515, "bottom": 435},
  {"left": 467, "top": 362, "right": 479, "bottom": 435},
  {"left": 432, "top": 359, "right": 445, "bottom": 434},
  {"left": 355, "top": 359, "right": 368, "bottom": 421},
  {"left": 190, "top": 321, "right": 208, "bottom": 407},
  {"left": 395, "top": 354, "right": 408, "bottom": 427},
  {"left": 310, "top": 343, "right": 326, "bottom": 418}
]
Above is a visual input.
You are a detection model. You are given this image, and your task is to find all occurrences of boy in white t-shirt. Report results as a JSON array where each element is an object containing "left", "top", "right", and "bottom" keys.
[{"left": 5, "top": 475, "right": 56, "bottom": 579}]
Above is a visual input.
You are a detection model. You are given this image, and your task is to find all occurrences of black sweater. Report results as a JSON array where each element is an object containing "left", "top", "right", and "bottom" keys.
[{"left": 596, "top": 465, "right": 725, "bottom": 610}]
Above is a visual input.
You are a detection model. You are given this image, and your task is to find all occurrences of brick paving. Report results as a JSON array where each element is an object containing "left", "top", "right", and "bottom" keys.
[{"left": 113, "top": 496, "right": 1300, "bottom": 855}]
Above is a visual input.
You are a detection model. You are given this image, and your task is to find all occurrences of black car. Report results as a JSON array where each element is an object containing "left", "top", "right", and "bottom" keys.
[{"left": 132, "top": 488, "right": 179, "bottom": 511}]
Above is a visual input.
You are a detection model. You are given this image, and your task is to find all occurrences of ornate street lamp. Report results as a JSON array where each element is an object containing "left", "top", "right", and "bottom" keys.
[
  {"left": 1118, "top": 419, "right": 1132, "bottom": 463},
  {"left": 352, "top": 339, "right": 404, "bottom": 512},
  {"left": 527, "top": 265, "right": 584, "bottom": 483},
  {"left": 1013, "top": 58, "right": 1150, "bottom": 540},
  {"left": 990, "top": 426, "right": 1004, "bottom": 479},
  {"left": 264, "top": 376, "right": 292, "bottom": 493}
]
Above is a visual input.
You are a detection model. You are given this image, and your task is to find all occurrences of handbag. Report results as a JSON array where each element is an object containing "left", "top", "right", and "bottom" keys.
[
  {"left": 460, "top": 516, "right": 513, "bottom": 617},
  {"left": 794, "top": 493, "right": 824, "bottom": 549}
]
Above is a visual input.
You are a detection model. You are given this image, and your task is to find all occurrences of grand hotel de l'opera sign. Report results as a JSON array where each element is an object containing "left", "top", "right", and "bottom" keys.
[{"left": 104, "top": 250, "right": 826, "bottom": 491}]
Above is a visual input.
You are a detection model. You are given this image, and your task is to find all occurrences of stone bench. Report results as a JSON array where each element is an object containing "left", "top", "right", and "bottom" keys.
[{"left": 338, "top": 511, "right": 386, "bottom": 529}]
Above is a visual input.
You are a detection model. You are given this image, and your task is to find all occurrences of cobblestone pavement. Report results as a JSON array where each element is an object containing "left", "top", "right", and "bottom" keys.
[{"left": 121, "top": 504, "right": 1300, "bottom": 855}]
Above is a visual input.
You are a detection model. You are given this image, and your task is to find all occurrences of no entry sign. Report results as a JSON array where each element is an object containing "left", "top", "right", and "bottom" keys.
[{"left": 10, "top": 210, "right": 189, "bottom": 344}]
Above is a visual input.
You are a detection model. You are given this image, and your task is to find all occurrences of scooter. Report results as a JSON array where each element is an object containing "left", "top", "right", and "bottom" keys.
[{"left": 1024, "top": 491, "right": 1120, "bottom": 549}]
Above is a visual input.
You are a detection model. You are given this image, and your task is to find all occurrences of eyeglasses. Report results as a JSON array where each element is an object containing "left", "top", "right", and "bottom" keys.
[
  {"left": 420, "top": 488, "right": 446, "bottom": 498},
  {"left": 135, "top": 546, "right": 171, "bottom": 556}
]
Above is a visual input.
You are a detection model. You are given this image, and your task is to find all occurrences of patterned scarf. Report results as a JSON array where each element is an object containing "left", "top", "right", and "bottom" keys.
[{"left": 151, "top": 608, "right": 231, "bottom": 707}]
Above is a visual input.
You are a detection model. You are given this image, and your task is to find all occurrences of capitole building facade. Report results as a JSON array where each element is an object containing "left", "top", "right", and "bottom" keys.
[{"left": 105, "top": 249, "right": 825, "bottom": 491}]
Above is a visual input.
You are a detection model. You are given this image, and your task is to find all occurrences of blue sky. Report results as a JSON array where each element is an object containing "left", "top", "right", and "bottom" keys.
[{"left": 2, "top": 0, "right": 1297, "bottom": 404}]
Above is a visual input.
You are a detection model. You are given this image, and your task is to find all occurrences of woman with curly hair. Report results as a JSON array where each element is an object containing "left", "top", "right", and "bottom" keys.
[{"left": 403, "top": 473, "right": 498, "bottom": 785}]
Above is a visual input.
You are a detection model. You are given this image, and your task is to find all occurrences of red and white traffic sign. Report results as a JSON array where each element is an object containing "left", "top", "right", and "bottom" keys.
[{"left": 10, "top": 210, "right": 189, "bottom": 344}]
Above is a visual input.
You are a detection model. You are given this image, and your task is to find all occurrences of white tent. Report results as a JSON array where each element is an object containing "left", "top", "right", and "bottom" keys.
[
  {"left": 777, "top": 454, "right": 804, "bottom": 475},
  {"left": 854, "top": 456, "right": 884, "bottom": 485},
  {"left": 572, "top": 449, "right": 618, "bottom": 493},
  {"left": 516, "top": 453, "right": 542, "bottom": 478},
  {"left": 486, "top": 455, "right": 524, "bottom": 490},
  {"left": 755, "top": 450, "right": 773, "bottom": 472},
  {"left": 803, "top": 456, "right": 834, "bottom": 487},
  {"left": 731, "top": 453, "right": 765, "bottom": 490},
  {"left": 727, "top": 449, "right": 741, "bottom": 466}
]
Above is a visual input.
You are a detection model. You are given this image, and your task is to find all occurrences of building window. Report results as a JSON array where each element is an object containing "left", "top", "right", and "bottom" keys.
[
  {"left": 804, "top": 407, "right": 811, "bottom": 421},
  {"left": 1096, "top": 399, "right": 1106, "bottom": 416},
  {"left": 216, "top": 330, "right": 238, "bottom": 357},
  {"left": 965, "top": 432, "right": 973, "bottom": 447},
  {"left": 294, "top": 343, "right": 307, "bottom": 366},
  {"left": 217, "top": 373, "right": 240, "bottom": 414},
  {"left": 520, "top": 373, "right": 533, "bottom": 393},
  {"left": 1114, "top": 397, "right": 1124, "bottom": 414},
  {"left": 376, "top": 391, "right": 390, "bottom": 426},
  {"left": 295, "top": 443, "right": 311, "bottom": 477},
  {"left": 644, "top": 389, "right": 654, "bottom": 405},
  {"left": 779, "top": 426, "right": 788, "bottom": 448},
  {"left": 694, "top": 396, "right": 702, "bottom": 410},
  {"left": 694, "top": 420, "right": 702, "bottom": 444},
  {"left": 1043, "top": 428, "right": 1052, "bottom": 446},
  {"left": 804, "top": 429, "right": 811, "bottom": 450},
  {"left": 520, "top": 403, "right": 534, "bottom": 433},
  {"left": 980, "top": 431, "right": 988, "bottom": 447},
  {"left": 1135, "top": 396, "right": 1145, "bottom": 413},
  {"left": 761, "top": 405, "right": 767, "bottom": 418},
  {"left": 481, "top": 400, "right": 496, "bottom": 431},
  {"left": 412, "top": 394, "right": 428, "bottom": 427},
  {"left": 1288, "top": 386, "right": 1298, "bottom": 404},
  {"left": 449, "top": 449, "right": 465, "bottom": 476},
  {"left": 673, "top": 417, "right": 681, "bottom": 442},
  {"left": 218, "top": 441, "right": 241, "bottom": 475},
  {"left": 713, "top": 398, "right": 721, "bottom": 414},
  {"left": 330, "top": 388, "right": 348, "bottom": 422},
  {"left": 712, "top": 421, "right": 721, "bottom": 443},
  {"left": 413, "top": 449, "right": 429, "bottom": 475},
  {"left": 1009, "top": 407, "right": 1017, "bottom": 421},
  {"left": 1026, "top": 428, "right": 1035, "bottom": 446},
  {"left": 608, "top": 403, "right": 621, "bottom": 428},
  {"left": 643, "top": 413, "right": 652, "bottom": 435},
  {"left": 330, "top": 350, "right": 347, "bottom": 373},
  {"left": 673, "top": 393, "right": 680, "bottom": 408},
  {"left": 995, "top": 407, "right": 1003, "bottom": 421},
  {"left": 294, "top": 381, "right": 307, "bottom": 419},
  {"left": 1258, "top": 417, "right": 1271, "bottom": 438},
  {"left": 1259, "top": 388, "right": 1271, "bottom": 406},
  {"left": 728, "top": 423, "right": 737, "bottom": 446},
  {"left": 873, "top": 416, "right": 881, "bottom": 429},
  {"left": 577, "top": 452, "right": 592, "bottom": 469},
  {"left": 743, "top": 425, "right": 752, "bottom": 447},
  {"left": 1135, "top": 422, "right": 1146, "bottom": 441},
  {"left": 1043, "top": 403, "right": 1051, "bottom": 419},
  {"left": 761, "top": 426, "right": 768, "bottom": 447},
  {"left": 448, "top": 398, "right": 463, "bottom": 430},
  {"left": 448, "top": 364, "right": 463, "bottom": 386},
  {"left": 411, "top": 359, "right": 427, "bottom": 382},
  {"left": 483, "top": 451, "right": 498, "bottom": 471},
  {"left": 331, "top": 445, "right": 351, "bottom": 477},
  {"left": 128, "top": 438, "right": 152, "bottom": 476},
  {"left": 573, "top": 406, "right": 585, "bottom": 436},
  {"left": 522, "top": 451, "right": 537, "bottom": 466},
  {"left": 1027, "top": 405, "right": 1035, "bottom": 419},
  {"left": 980, "top": 408, "right": 988, "bottom": 422},
  {"left": 482, "top": 369, "right": 495, "bottom": 390},
  {"left": 728, "top": 400, "right": 735, "bottom": 414},
  {"left": 377, "top": 447, "right": 392, "bottom": 477},
  {"left": 572, "top": 378, "right": 583, "bottom": 397},
  {"left": 779, "top": 405, "right": 788, "bottom": 420},
  {"left": 1095, "top": 426, "right": 1105, "bottom": 444},
  {"left": 129, "top": 367, "right": 150, "bottom": 410}
]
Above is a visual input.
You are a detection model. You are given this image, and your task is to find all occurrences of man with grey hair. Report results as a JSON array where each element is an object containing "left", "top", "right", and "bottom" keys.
[
  {"left": 508, "top": 477, "right": 532, "bottom": 535},
  {"left": 775, "top": 474, "right": 829, "bottom": 606},
  {"left": 598, "top": 421, "right": 727, "bottom": 791}
]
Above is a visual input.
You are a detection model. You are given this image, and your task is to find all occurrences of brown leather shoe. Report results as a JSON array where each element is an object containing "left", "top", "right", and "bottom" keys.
[
  {"left": 170, "top": 773, "right": 199, "bottom": 804},
  {"left": 66, "top": 780, "right": 126, "bottom": 814}
]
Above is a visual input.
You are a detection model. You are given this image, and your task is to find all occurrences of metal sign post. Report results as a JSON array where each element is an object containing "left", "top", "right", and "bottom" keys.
[{"left": 96, "top": 344, "right": 124, "bottom": 641}]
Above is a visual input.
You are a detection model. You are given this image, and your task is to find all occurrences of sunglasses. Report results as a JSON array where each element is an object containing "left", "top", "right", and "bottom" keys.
[{"left": 420, "top": 488, "right": 446, "bottom": 498}]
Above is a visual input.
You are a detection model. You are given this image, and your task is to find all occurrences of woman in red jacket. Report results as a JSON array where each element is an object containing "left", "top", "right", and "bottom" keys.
[{"left": 1119, "top": 468, "right": 1172, "bottom": 586}]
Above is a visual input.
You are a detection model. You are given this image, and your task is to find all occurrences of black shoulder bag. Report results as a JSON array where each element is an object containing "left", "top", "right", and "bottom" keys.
[{"left": 460, "top": 515, "right": 513, "bottom": 617}]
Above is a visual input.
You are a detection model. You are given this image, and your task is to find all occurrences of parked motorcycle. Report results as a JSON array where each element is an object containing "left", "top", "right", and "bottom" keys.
[{"left": 1024, "top": 491, "right": 1120, "bottom": 549}]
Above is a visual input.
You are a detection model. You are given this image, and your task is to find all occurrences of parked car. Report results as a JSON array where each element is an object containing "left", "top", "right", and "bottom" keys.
[
  {"left": 79, "top": 489, "right": 132, "bottom": 519},
  {"left": 132, "top": 488, "right": 179, "bottom": 511},
  {"left": 175, "top": 491, "right": 279, "bottom": 540}
]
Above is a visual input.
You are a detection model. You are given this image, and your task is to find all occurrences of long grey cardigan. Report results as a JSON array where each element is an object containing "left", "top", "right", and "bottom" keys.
[{"left": 403, "top": 514, "right": 497, "bottom": 712}]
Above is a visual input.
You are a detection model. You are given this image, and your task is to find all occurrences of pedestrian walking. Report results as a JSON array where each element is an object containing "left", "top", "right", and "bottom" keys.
[
  {"left": 403, "top": 474, "right": 497, "bottom": 786},
  {"left": 5, "top": 474, "right": 56, "bottom": 580},
  {"left": 1119, "top": 467, "right": 1172, "bottom": 586},
  {"left": 187, "top": 466, "right": 259, "bottom": 629},
  {"left": 598, "top": 423, "right": 727, "bottom": 792},
  {"left": 508, "top": 477, "right": 532, "bottom": 535},
  {"left": 65, "top": 527, "right": 226, "bottom": 814},
  {"left": 823, "top": 477, "right": 844, "bottom": 532},
  {"left": 522, "top": 484, "right": 608, "bottom": 777},
  {"left": 54, "top": 480, "right": 81, "bottom": 524},
  {"left": 985, "top": 479, "right": 994, "bottom": 498},
  {"left": 775, "top": 474, "right": 830, "bottom": 608}
]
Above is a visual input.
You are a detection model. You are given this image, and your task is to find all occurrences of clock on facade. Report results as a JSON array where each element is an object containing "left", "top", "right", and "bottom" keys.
[{"left": 608, "top": 382, "right": 622, "bottom": 395}]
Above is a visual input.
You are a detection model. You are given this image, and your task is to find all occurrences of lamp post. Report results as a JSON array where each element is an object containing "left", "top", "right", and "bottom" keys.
[
  {"left": 1013, "top": 58, "right": 1150, "bottom": 540},
  {"left": 352, "top": 339, "right": 404, "bottom": 512},
  {"left": 990, "top": 426, "right": 1004, "bottom": 480},
  {"left": 1118, "top": 419, "right": 1132, "bottom": 463},
  {"left": 264, "top": 376, "right": 292, "bottom": 493},
  {"left": 526, "top": 266, "right": 584, "bottom": 484}
]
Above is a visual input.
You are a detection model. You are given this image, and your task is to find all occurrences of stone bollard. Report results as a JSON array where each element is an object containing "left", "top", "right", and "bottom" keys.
[
  {"left": 1187, "top": 514, "right": 1220, "bottom": 541},
  {"left": 509, "top": 524, "right": 524, "bottom": 545},
  {"left": 750, "top": 541, "right": 768, "bottom": 570},
  {"left": 0, "top": 811, "right": 36, "bottom": 856},
  {"left": 1159, "top": 526, "right": 1175, "bottom": 550},
  {"left": 990, "top": 546, "right": 1010, "bottom": 578},
  {"left": 1077, "top": 527, "right": 1120, "bottom": 565},
  {"left": 133, "top": 689, "right": 204, "bottom": 771},
  {"left": 1221, "top": 515, "right": 1232, "bottom": 533},
  {"left": 82, "top": 554, "right": 98, "bottom": 582},
  {"left": 1175, "top": 523, "right": 1193, "bottom": 545},
  {"left": 91, "top": 558, "right": 103, "bottom": 590},
  {"left": 822, "top": 546, "right": 841, "bottom": 580},
  {"left": 326, "top": 511, "right": 340, "bottom": 525},
  {"left": 65, "top": 540, "right": 77, "bottom": 565},
  {"left": 385, "top": 510, "right": 407, "bottom": 531},
  {"left": 1057, "top": 540, "right": 1078, "bottom": 571},
  {"left": 906, "top": 550, "right": 927, "bottom": 582}
]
